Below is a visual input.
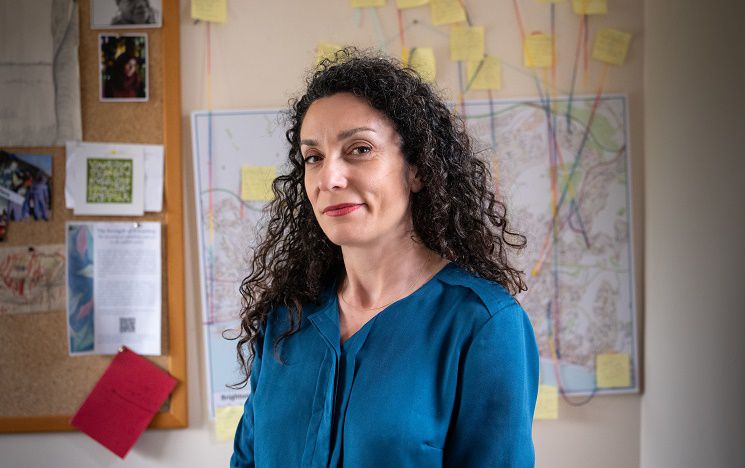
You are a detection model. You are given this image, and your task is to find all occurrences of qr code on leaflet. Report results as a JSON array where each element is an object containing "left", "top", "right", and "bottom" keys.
[{"left": 120, "top": 317, "right": 136, "bottom": 333}]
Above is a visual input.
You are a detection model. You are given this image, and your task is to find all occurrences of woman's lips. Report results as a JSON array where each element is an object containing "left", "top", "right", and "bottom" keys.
[{"left": 323, "top": 203, "right": 363, "bottom": 217}]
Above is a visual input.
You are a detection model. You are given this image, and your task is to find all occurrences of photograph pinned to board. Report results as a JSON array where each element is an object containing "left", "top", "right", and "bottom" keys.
[
  {"left": 66, "top": 222, "right": 162, "bottom": 356},
  {"left": 0, "top": 151, "right": 53, "bottom": 240},
  {"left": 65, "top": 142, "right": 145, "bottom": 216},
  {"left": 0, "top": 244, "right": 66, "bottom": 315},
  {"left": 99, "top": 34, "right": 148, "bottom": 102},
  {"left": 65, "top": 141, "right": 163, "bottom": 214},
  {"left": 90, "top": 0, "right": 162, "bottom": 29}
]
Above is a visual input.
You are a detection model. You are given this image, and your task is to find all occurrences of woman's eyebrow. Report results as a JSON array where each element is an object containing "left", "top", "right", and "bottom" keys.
[
  {"left": 300, "top": 127, "right": 376, "bottom": 146},
  {"left": 337, "top": 127, "right": 376, "bottom": 140}
]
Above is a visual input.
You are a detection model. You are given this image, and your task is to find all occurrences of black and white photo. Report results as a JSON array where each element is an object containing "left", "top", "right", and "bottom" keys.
[{"left": 90, "top": 0, "right": 162, "bottom": 29}]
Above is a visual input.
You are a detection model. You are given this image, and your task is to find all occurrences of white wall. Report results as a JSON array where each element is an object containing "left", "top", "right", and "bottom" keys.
[
  {"left": 0, "top": 0, "right": 650, "bottom": 466},
  {"left": 640, "top": 0, "right": 745, "bottom": 467}
]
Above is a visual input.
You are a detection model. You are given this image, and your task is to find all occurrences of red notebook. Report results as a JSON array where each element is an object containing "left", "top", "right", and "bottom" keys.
[{"left": 71, "top": 346, "right": 177, "bottom": 458}]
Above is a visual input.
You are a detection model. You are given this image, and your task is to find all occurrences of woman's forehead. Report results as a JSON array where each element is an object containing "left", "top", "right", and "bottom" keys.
[{"left": 300, "top": 93, "right": 393, "bottom": 137}]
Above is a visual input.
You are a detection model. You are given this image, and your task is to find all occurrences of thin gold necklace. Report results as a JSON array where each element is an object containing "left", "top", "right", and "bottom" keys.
[{"left": 338, "top": 252, "right": 434, "bottom": 311}]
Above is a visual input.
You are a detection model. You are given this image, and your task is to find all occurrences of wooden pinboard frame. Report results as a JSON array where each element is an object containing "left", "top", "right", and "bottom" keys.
[{"left": 0, "top": 0, "right": 186, "bottom": 432}]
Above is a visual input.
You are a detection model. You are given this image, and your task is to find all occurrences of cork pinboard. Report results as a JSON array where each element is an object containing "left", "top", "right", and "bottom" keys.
[{"left": 0, "top": 0, "right": 186, "bottom": 432}]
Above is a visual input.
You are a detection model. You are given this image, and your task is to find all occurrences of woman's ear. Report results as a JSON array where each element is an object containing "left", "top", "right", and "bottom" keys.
[{"left": 408, "top": 165, "right": 423, "bottom": 193}]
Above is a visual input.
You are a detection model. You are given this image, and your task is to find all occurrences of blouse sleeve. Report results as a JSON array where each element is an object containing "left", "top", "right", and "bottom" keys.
[
  {"left": 443, "top": 302, "right": 539, "bottom": 467},
  {"left": 230, "top": 334, "right": 264, "bottom": 468}
]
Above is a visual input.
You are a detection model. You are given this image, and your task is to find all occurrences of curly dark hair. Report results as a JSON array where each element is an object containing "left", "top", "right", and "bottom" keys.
[{"left": 232, "top": 48, "right": 526, "bottom": 388}]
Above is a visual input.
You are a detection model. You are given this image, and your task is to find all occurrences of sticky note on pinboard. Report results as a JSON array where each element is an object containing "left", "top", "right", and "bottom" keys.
[
  {"left": 215, "top": 406, "right": 245, "bottom": 442},
  {"left": 402, "top": 47, "right": 436, "bottom": 82},
  {"left": 596, "top": 352, "right": 631, "bottom": 388},
  {"left": 351, "top": 0, "right": 386, "bottom": 7},
  {"left": 572, "top": 0, "right": 607, "bottom": 15},
  {"left": 534, "top": 384, "right": 559, "bottom": 420},
  {"left": 524, "top": 33, "right": 553, "bottom": 68},
  {"left": 191, "top": 0, "right": 227, "bottom": 23},
  {"left": 430, "top": 0, "right": 467, "bottom": 26},
  {"left": 241, "top": 166, "right": 276, "bottom": 201},
  {"left": 466, "top": 56, "right": 501, "bottom": 90},
  {"left": 450, "top": 26, "right": 485, "bottom": 62},
  {"left": 397, "top": 0, "right": 429, "bottom": 8},
  {"left": 592, "top": 28, "right": 632, "bottom": 66},
  {"left": 316, "top": 43, "right": 343, "bottom": 66}
]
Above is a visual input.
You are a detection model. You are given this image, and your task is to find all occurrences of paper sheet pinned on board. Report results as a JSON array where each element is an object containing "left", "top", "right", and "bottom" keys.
[
  {"left": 66, "top": 222, "right": 162, "bottom": 356},
  {"left": 534, "top": 384, "right": 559, "bottom": 420},
  {"left": 396, "top": 0, "right": 429, "bottom": 8},
  {"left": 0, "top": 0, "right": 82, "bottom": 146},
  {"left": 240, "top": 166, "right": 276, "bottom": 201},
  {"left": 524, "top": 33, "right": 553, "bottom": 68},
  {"left": 466, "top": 56, "right": 501, "bottom": 90},
  {"left": 215, "top": 405, "right": 244, "bottom": 442},
  {"left": 351, "top": 0, "right": 386, "bottom": 7},
  {"left": 402, "top": 47, "right": 436, "bottom": 82},
  {"left": 65, "top": 141, "right": 164, "bottom": 214},
  {"left": 71, "top": 346, "right": 177, "bottom": 458},
  {"left": 596, "top": 352, "right": 632, "bottom": 388},
  {"left": 73, "top": 152, "right": 145, "bottom": 216},
  {"left": 592, "top": 28, "right": 632, "bottom": 66},
  {"left": 450, "top": 26, "right": 485, "bottom": 62},
  {"left": 191, "top": 0, "right": 227, "bottom": 23},
  {"left": 572, "top": 0, "right": 607, "bottom": 15},
  {"left": 0, "top": 244, "right": 65, "bottom": 315},
  {"left": 430, "top": 0, "right": 467, "bottom": 26}
]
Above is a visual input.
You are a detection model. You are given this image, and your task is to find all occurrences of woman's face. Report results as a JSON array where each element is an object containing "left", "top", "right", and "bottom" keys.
[
  {"left": 124, "top": 58, "right": 137, "bottom": 77},
  {"left": 300, "top": 92, "right": 421, "bottom": 248}
]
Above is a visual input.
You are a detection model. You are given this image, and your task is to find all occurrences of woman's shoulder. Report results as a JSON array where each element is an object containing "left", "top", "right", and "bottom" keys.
[{"left": 435, "top": 262, "right": 522, "bottom": 320}]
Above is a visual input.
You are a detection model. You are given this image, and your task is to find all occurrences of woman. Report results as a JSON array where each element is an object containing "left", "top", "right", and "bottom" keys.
[
  {"left": 105, "top": 52, "right": 144, "bottom": 99},
  {"left": 231, "top": 49, "right": 538, "bottom": 467}
]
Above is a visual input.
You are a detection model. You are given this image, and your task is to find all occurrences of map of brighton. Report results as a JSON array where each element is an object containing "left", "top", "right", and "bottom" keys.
[{"left": 192, "top": 95, "right": 637, "bottom": 415}]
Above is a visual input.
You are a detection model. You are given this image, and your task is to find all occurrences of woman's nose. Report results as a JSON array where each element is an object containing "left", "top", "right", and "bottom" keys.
[{"left": 318, "top": 157, "right": 348, "bottom": 191}]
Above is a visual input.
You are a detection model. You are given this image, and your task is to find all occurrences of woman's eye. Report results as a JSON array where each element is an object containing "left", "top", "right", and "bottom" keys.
[
  {"left": 303, "top": 154, "right": 320, "bottom": 164},
  {"left": 351, "top": 145, "right": 372, "bottom": 156}
]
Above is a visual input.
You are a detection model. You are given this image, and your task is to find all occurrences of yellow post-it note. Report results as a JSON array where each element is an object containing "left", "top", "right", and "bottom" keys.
[
  {"left": 191, "top": 0, "right": 227, "bottom": 23},
  {"left": 466, "top": 56, "right": 501, "bottom": 90},
  {"left": 534, "top": 384, "right": 559, "bottom": 420},
  {"left": 430, "top": 0, "right": 467, "bottom": 25},
  {"left": 351, "top": 0, "right": 386, "bottom": 7},
  {"left": 397, "top": 0, "right": 429, "bottom": 8},
  {"left": 449, "top": 26, "right": 485, "bottom": 62},
  {"left": 215, "top": 406, "right": 244, "bottom": 442},
  {"left": 524, "top": 33, "right": 553, "bottom": 68},
  {"left": 402, "top": 47, "right": 436, "bottom": 82},
  {"left": 572, "top": 0, "right": 607, "bottom": 15},
  {"left": 592, "top": 28, "right": 632, "bottom": 66},
  {"left": 596, "top": 353, "right": 632, "bottom": 388},
  {"left": 241, "top": 166, "right": 276, "bottom": 201},
  {"left": 316, "top": 43, "right": 343, "bottom": 66}
]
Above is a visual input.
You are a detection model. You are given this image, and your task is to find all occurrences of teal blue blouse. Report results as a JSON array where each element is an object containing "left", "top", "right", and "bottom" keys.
[{"left": 231, "top": 263, "right": 539, "bottom": 467}]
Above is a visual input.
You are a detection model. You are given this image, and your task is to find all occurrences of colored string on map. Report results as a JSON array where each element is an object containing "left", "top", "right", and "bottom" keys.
[
  {"left": 582, "top": 15, "right": 589, "bottom": 85},
  {"left": 457, "top": 62, "right": 466, "bottom": 114},
  {"left": 456, "top": 0, "right": 473, "bottom": 114},
  {"left": 205, "top": 21, "right": 216, "bottom": 324},
  {"left": 532, "top": 63, "right": 610, "bottom": 280},
  {"left": 397, "top": 8, "right": 406, "bottom": 50},
  {"left": 566, "top": 13, "right": 586, "bottom": 133}
]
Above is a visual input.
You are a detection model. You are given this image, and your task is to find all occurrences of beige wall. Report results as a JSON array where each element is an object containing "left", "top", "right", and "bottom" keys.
[
  {"left": 640, "top": 0, "right": 745, "bottom": 466},
  {"left": 0, "top": 0, "right": 651, "bottom": 466}
]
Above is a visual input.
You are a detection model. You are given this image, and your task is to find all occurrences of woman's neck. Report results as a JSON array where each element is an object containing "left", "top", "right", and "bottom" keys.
[{"left": 338, "top": 233, "right": 445, "bottom": 310}]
